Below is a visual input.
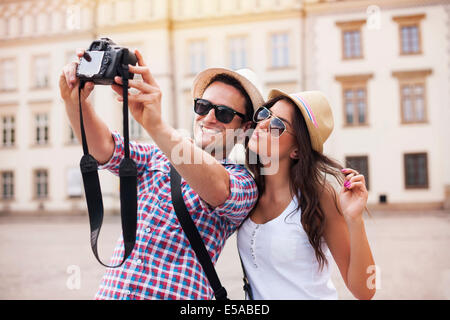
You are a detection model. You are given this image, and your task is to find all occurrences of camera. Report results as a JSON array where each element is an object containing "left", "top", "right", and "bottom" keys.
[{"left": 76, "top": 37, "right": 138, "bottom": 85}]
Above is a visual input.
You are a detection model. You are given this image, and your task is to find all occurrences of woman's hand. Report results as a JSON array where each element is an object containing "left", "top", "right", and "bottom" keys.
[
  {"left": 339, "top": 168, "right": 368, "bottom": 223},
  {"left": 111, "top": 49, "right": 162, "bottom": 131}
]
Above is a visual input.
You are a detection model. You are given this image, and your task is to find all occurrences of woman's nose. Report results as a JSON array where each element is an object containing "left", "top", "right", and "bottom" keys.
[{"left": 257, "top": 118, "right": 271, "bottom": 131}]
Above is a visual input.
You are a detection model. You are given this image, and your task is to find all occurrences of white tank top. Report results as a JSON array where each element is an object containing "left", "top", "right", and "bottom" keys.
[{"left": 237, "top": 196, "right": 338, "bottom": 300}]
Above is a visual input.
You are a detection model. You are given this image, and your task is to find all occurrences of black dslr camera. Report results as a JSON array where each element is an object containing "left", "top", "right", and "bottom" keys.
[{"left": 76, "top": 37, "right": 138, "bottom": 85}]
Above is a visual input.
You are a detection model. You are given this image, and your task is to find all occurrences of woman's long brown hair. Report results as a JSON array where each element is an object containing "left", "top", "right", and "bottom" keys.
[{"left": 246, "top": 96, "right": 346, "bottom": 270}]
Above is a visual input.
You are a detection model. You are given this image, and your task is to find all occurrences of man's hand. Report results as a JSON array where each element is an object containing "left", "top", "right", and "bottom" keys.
[
  {"left": 112, "top": 49, "right": 163, "bottom": 131},
  {"left": 59, "top": 48, "right": 94, "bottom": 105}
]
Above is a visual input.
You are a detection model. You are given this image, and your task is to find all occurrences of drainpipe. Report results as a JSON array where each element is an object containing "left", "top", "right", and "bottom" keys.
[
  {"left": 167, "top": 0, "right": 178, "bottom": 128},
  {"left": 300, "top": 6, "right": 306, "bottom": 91}
]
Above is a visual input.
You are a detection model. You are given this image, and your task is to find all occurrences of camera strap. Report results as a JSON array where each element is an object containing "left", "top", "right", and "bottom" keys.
[
  {"left": 78, "top": 63, "right": 137, "bottom": 268},
  {"left": 169, "top": 164, "right": 228, "bottom": 300}
]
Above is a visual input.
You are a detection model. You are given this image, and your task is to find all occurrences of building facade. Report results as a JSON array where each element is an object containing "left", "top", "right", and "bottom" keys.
[{"left": 0, "top": 0, "right": 449, "bottom": 214}]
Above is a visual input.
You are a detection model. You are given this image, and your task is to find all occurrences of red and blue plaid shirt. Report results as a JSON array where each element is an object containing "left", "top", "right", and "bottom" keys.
[{"left": 94, "top": 131, "right": 258, "bottom": 300}]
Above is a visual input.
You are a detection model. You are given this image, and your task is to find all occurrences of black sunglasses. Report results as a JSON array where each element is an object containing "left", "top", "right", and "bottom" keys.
[
  {"left": 253, "top": 106, "right": 294, "bottom": 138},
  {"left": 194, "top": 98, "right": 246, "bottom": 124}
]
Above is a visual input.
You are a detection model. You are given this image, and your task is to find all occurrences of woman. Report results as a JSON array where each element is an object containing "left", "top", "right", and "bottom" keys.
[{"left": 237, "top": 89, "right": 376, "bottom": 300}]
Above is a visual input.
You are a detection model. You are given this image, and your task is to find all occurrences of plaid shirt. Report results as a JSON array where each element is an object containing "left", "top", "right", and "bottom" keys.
[{"left": 94, "top": 131, "right": 258, "bottom": 300}]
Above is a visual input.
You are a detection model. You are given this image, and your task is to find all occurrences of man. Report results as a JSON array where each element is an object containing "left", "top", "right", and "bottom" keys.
[{"left": 59, "top": 48, "right": 264, "bottom": 299}]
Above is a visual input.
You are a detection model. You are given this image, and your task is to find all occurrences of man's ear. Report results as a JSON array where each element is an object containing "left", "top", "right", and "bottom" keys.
[
  {"left": 242, "top": 120, "right": 253, "bottom": 131},
  {"left": 237, "top": 121, "right": 253, "bottom": 144}
]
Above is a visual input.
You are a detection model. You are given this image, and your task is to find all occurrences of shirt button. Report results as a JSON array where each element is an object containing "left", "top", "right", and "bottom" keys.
[
  {"left": 125, "top": 290, "right": 131, "bottom": 295},
  {"left": 145, "top": 227, "right": 151, "bottom": 233},
  {"left": 136, "top": 259, "right": 142, "bottom": 265}
]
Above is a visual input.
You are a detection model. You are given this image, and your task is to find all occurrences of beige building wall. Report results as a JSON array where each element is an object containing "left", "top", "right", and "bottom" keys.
[
  {"left": 0, "top": 0, "right": 448, "bottom": 214},
  {"left": 308, "top": 2, "right": 450, "bottom": 208}
]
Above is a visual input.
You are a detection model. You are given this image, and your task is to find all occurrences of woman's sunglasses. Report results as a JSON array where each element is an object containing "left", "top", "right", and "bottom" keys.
[
  {"left": 253, "top": 106, "right": 294, "bottom": 138},
  {"left": 194, "top": 98, "right": 246, "bottom": 124}
]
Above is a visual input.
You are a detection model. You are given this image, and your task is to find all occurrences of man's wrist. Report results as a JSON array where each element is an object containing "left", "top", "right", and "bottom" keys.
[{"left": 144, "top": 119, "right": 166, "bottom": 136}]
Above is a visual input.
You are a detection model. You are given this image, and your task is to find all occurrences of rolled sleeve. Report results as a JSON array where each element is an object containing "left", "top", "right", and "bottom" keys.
[
  {"left": 97, "top": 130, "right": 157, "bottom": 177},
  {"left": 212, "top": 164, "right": 258, "bottom": 225}
]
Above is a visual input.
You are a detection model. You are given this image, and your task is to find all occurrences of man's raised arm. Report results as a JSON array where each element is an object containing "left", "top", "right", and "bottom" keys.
[{"left": 59, "top": 49, "right": 114, "bottom": 165}]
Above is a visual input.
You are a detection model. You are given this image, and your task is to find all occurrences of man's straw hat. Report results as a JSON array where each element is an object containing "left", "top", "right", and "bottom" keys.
[{"left": 192, "top": 68, "right": 264, "bottom": 113}]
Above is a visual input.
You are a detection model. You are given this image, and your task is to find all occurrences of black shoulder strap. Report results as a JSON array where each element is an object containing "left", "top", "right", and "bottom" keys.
[
  {"left": 78, "top": 63, "right": 137, "bottom": 268},
  {"left": 238, "top": 251, "right": 254, "bottom": 300},
  {"left": 169, "top": 164, "right": 228, "bottom": 300}
]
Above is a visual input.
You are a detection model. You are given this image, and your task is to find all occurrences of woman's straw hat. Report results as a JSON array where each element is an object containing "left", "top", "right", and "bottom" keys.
[{"left": 268, "top": 89, "right": 334, "bottom": 153}]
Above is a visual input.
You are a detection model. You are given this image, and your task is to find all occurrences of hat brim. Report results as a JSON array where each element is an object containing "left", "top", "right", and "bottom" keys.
[{"left": 192, "top": 68, "right": 264, "bottom": 113}]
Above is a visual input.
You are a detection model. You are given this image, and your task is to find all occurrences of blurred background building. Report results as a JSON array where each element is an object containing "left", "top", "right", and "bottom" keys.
[{"left": 0, "top": 0, "right": 449, "bottom": 215}]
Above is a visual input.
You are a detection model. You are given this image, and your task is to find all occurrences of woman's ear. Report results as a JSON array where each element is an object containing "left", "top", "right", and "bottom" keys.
[{"left": 290, "top": 148, "right": 299, "bottom": 160}]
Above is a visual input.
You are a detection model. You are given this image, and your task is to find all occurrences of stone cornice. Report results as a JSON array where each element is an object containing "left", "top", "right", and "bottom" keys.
[{"left": 304, "top": 0, "right": 448, "bottom": 16}]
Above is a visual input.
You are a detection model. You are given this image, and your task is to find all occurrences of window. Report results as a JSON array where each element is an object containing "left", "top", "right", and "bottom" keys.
[
  {"left": 392, "top": 69, "right": 432, "bottom": 124},
  {"left": 343, "top": 30, "right": 362, "bottom": 59},
  {"left": 1, "top": 115, "right": 15, "bottom": 147},
  {"left": 393, "top": 14, "right": 425, "bottom": 55},
  {"left": 0, "top": 58, "right": 17, "bottom": 91},
  {"left": 35, "top": 113, "right": 49, "bottom": 145},
  {"left": 404, "top": 153, "right": 428, "bottom": 189},
  {"left": 67, "top": 168, "right": 82, "bottom": 198},
  {"left": 1, "top": 17, "right": 10, "bottom": 37},
  {"left": 129, "top": 114, "right": 142, "bottom": 140},
  {"left": 1, "top": 171, "right": 14, "bottom": 200},
  {"left": 335, "top": 74, "right": 373, "bottom": 126},
  {"left": 345, "top": 156, "right": 369, "bottom": 190},
  {"left": 343, "top": 88, "right": 366, "bottom": 125},
  {"left": 270, "top": 33, "right": 289, "bottom": 68},
  {"left": 336, "top": 20, "right": 365, "bottom": 60},
  {"left": 400, "top": 83, "right": 425, "bottom": 123},
  {"left": 400, "top": 25, "right": 420, "bottom": 54},
  {"left": 69, "top": 126, "right": 78, "bottom": 144},
  {"left": 32, "top": 56, "right": 50, "bottom": 88},
  {"left": 228, "top": 36, "right": 247, "bottom": 70},
  {"left": 35, "top": 169, "right": 48, "bottom": 199},
  {"left": 188, "top": 40, "right": 206, "bottom": 75}
]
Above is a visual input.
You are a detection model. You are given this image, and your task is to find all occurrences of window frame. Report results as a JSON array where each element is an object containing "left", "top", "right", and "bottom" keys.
[
  {"left": 393, "top": 14, "right": 425, "bottom": 56},
  {"left": 227, "top": 34, "right": 249, "bottom": 70},
  {"left": 1, "top": 114, "right": 15, "bottom": 148},
  {"left": 186, "top": 38, "right": 207, "bottom": 76},
  {"left": 335, "top": 74, "right": 373, "bottom": 127},
  {"left": 34, "top": 112, "right": 50, "bottom": 146},
  {"left": 268, "top": 31, "right": 291, "bottom": 69},
  {"left": 392, "top": 69, "right": 432, "bottom": 125},
  {"left": 0, "top": 58, "right": 18, "bottom": 92},
  {"left": 345, "top": 156, "right": 370, "bottom": 191},
  {"left": 0, "top": 170, "right": 15, "bottom": 201},
  {"left": 336, "top": 20, "right": 366, "bottom": 60},
  {"left": 31, "top": 54, "right": 51, "bottom": 90},
  {"left": 404, "top": 152, "right": 429, "bottom": 189},
  {"left": 33, "top": 168, "right": 49, "bottom": 200}
]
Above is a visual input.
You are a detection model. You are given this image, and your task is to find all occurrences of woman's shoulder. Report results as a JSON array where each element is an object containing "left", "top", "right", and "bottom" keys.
[{"left": 319, "top": 182, "right": 343, "bottom": 219}]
